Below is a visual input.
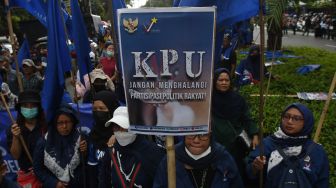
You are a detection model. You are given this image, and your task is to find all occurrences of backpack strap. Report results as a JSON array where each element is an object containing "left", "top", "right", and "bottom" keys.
[{"left": 276, "top": 146, "right": 290, "bottom": 161}]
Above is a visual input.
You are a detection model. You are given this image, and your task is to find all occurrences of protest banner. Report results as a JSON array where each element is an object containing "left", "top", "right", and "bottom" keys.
[{"left": 117, "top": 7, "right": 215, "bottom": 135}]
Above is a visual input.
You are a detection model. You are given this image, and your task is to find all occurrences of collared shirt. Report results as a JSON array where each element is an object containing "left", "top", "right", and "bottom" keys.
[{"left": 23, "top": 73, "right": 43, "bottom": 92}]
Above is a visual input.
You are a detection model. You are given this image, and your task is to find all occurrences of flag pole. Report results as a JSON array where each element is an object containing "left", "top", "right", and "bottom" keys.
[
  {"left": 67, "top": 1, "right": 89, "bottom": 187},
  {"left": 4, "top": 0, "right": 24, "bottom": 92},
  {"left": 258, "top": 0, "right": 265, "bottom": 187},
  {"left": 313, "top": 72, "right": 336, "bottom": 143},
  {"left": 109, "top": 1, "right": 122, "bottom": 82},
  {"left": 165, "top": 136, "right": 176, "bottom": 188},
  {"left": 264, "top": 36, "right": 278, "bottom": 107},
  {"left": 70, "top": 70, "right": 87, "bottom": 188},
  {"left": 0, "top": 93, "right": 33, "bottom": 163}
]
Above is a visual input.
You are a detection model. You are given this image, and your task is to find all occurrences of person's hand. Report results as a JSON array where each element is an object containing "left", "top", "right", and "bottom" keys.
[
  {"left": 79, "top": 139, "right": 87, "bottom": 153},
  {"left": 252, "top": 156, "right": 266, "bottom": 174},
  {"left": 11, "top": 123, "right": 21, "bottom": 137},
  {"left": 107, "top": 135, "right": 116, "bottom": 147},
  {"left": 252, "top": 135, "right": 259, "bottom": 150},
  {"left": 0, "top": 163, "right": 6, "bottom": 184},
  {"left": 56, "top": 181, "right": 67, "bottom": 188}
]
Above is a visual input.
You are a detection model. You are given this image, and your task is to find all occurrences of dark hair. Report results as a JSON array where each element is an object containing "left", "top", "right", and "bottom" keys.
[{"left": 104, "top": 41, "right": 113, "bottom": 49}]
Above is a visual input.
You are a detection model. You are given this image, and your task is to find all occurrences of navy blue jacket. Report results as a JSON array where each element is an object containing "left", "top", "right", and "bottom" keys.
[
  {"left": 153, "top": 143, "right": 244, "bottom": 188},
  {"left": 246, "top": 137, "right": 329, "bottom": 188},
  {"left": 33, "top": 138, "right": 84, "bottom": 188},
  {"left": 98, "top": 136, "right": 165, "bottom": 188}
]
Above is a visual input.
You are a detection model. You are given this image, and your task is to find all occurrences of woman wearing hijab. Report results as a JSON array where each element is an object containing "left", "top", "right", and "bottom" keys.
[
  {"left": 7, "top": 90, "right": 47, "bottom": 187},
  {"left": 99, "top": 106, "right": 165, "bottom": 188},
  {"left": 153, "top": 133, "right": 243, "bottom": 188},
  {"left": 212, "top": 68, "right": 258, "bottom": 184},
  {"left": 86, "top": 90, "right": 119, "bottom": 187},
  {"left": 235, "top": 45, "right": 270, "bottom": 87},
  {"left": 33, "top": 104, "right": 87, "bottom": 188},
  {"left": 247, "top": 103, "right": 329, "bottom": 187}
]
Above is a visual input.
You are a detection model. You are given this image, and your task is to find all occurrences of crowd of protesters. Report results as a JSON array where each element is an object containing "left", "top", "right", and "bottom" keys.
[
  {"left": 282, "top": 12, "right": 335, "bottom": 40},
  {"left": 0, "top": 19, "right": 330, "bottom": 188}
]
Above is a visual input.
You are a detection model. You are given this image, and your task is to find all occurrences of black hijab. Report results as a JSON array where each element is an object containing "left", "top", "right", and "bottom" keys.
[
  {"left": 89, "top": 91, "right": 119, "bottom": 149},
  {"left": 212, "top": 68, "right": 247, "bottom": 120},
  {"left": 242, "top": 45, "right": 263, "bottom": 81},
  {"left": 45, "top": 104, "right": 80, "bottom": 168}
]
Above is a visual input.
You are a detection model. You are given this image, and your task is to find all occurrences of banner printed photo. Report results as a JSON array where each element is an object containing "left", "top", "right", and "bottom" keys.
[{"left": 118, "top": 7, "right": 215, "bottom": 135}]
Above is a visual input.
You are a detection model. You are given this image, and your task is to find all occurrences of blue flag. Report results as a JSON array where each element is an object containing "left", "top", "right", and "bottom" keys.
[
  {"left": 9, "top": 0, "right": 48, "bottom": 27},
  {"left": 10, "top": 0, "right": 71, "bottom": 28},
  {"left": 42, "top": 0, "right": 72, "bottom": 121},
  {"left": 70, "top": 0, "right": 92, "bottom": 83},
  {"left": 112, "top": 0, "right": 126, "bottom": 71},
  {"left": 178, "top": 0, "right": 259, "bottom": 67},
  {"left": 178, "top": 0, "right": 259, "bottom": 26},
  {"left": 112, "top": 0, "right": 126, "bottom": 31},
  {"left": 17, "top": 38, "right": 31, "bottom": 68}
]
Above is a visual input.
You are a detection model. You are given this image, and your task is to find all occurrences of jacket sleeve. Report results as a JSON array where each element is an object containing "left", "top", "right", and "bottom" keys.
[
  {"left": 313, "top": 146, "right": 329, "bottom": 188},
  {"left": 241, "top": 101, "right": 258, "bottom": 137},
  {"left": 152, "top": 157, "right": 168, "bottom": 188},
  {"left": 33, "top": 138, "right": 58, "bottom": 188}
]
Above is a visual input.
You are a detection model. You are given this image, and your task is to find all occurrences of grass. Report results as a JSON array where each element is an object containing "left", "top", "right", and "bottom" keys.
[{"left": 237, "top": 46, "right": 336, "bottom": 186}]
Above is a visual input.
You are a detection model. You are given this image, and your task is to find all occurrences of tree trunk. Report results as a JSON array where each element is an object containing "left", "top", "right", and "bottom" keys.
[{"left": 267, "top": 29, "right": 282, "bottom": 51}]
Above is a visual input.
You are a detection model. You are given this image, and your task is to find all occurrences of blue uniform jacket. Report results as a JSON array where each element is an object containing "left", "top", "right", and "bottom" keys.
[
  {"left": 33, "top": 138, "right": 84, "bottom": 188},
  {"left": 246, "top": 137, "right": 329, "bottom": 188},
  {"left": 153, "top": 143, "right": 244, "bottom": 188}
]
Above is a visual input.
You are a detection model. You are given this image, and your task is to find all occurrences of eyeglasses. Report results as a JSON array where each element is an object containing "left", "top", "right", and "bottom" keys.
[
  {"left": 56, "top": 120, "right": 72, "bottom": 126},
  {"left": 282, "top": 113, "right": 304, "bottom": 123},
  {"left": 185, "top": 134, "right": 210, "bottom": 141}
]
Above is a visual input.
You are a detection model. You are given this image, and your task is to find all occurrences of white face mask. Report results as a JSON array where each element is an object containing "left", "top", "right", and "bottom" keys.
[
  {"left": 185, "top": 146, "right": 211, "bottom": 160},
  {"left": 114, "top": 131, "right": 137, "bottom": 146}
]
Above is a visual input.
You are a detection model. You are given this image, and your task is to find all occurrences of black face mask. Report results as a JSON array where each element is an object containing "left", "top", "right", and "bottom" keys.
[{"left": 92, "top": 111, "right": 111, "bottom": 126}]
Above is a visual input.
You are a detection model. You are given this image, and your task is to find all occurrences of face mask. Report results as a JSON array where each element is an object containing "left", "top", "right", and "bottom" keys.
[
  {"left": 93, "top": 111, "right": 111, "bottom": 126},
  {"left": 21, "top": 107, "right": 38, "bottom": 119},
  {"left": 106, "top": 50, "right": 114, "bottom": 57},
  {"left": 114, "top": 131, "right": 137, "bottom": 146},
  {"left": 185, "top": 146, "right": 211, "bottom": 160}
]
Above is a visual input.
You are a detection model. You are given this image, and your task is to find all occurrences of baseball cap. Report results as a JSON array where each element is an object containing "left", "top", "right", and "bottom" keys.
[
  {"left": 22, "top": 59, "right": 35, "bottom": 67},
  {"left": 105, "top": 106, "right": 129, "bottom": 129}
]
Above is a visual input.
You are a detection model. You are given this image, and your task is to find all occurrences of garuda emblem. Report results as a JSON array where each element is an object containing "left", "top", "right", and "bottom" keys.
[{"left": 123, "top": 18, "right": 138, "bottom": 33}]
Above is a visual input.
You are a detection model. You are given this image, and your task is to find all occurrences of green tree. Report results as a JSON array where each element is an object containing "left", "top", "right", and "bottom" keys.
[{"left": 266, "top": 0, "right": 286, "bottom": 50}]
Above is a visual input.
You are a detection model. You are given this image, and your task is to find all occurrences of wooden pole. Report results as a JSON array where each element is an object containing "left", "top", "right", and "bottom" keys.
[
  {"left": 4, "top": 0, "right": 24, "bottom": 92},
  {"left": 313, "top": 72, "right": 336, "bottom": 143},
  {"left": 0, "top": 93, "right": 32, "bottom": 163},
  {"left": 258, "top": 0, "right": 265, "bottom": 187},
  {"left": 264, "top": 36, "right": 278, "bottom": 107},
  {"left": 165, "top": 136, "right": 176, "bottom": 188}
]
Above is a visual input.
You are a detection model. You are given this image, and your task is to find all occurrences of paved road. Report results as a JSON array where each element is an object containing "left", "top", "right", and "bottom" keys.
[{"left": 253, "top": 26, "right": 336, "bottom": 52}]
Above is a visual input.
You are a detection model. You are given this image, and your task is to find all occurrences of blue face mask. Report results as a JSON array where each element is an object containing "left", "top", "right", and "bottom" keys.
[{"left": 21, "top": 107, "right": 38, "bottom": 119}]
